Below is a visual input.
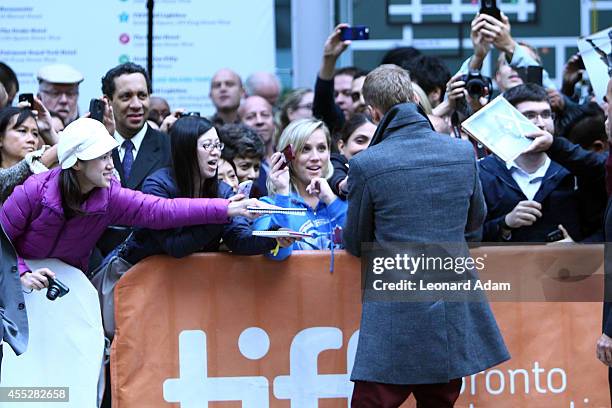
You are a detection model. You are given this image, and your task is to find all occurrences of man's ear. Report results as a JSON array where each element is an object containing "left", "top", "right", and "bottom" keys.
[
  {"left": 368, "top": 105, "right": 383, "bottom": 124},
  {"left": 72, "top": 161, "right": 82, "bottom": 171}
]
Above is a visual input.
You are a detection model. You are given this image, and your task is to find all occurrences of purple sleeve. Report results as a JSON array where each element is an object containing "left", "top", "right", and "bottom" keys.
[
  {"left": 17, "top": 256, "right": 29, "bottom": 276},
  {"left": 0, "top": 180, "right": 39, "bottom": 276},
  {"left": 108, "top": 183, "right": 230, "bottom": 229},
  {"left": 0, "top": 180, "right": 37, "bottom": 248}
]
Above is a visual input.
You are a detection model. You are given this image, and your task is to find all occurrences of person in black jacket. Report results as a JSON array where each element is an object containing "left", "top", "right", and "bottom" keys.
[
  {"left": 115, "top": 116, "right": 294, "bottom": 264},
  {"left": 312, "top": 24, "right": 362, "bottom": 135},
  {"left": 329, "top": 113, "right": 375, "bottom": 199},
  {"left": 479, "top": 84, "right": 603, "bottom": 242},
  {"left": 536, "top": 77, "right": 612, "bottom": 404}
]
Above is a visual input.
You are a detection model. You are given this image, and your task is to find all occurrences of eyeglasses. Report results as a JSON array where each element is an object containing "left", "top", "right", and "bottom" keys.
[
  {"left": 200, "top": 142, "right": 224, "bottom": 151},
  {"left": 296, "top": 103, "right": 313, "bottom": 110},
  {"left": 522, "top": 110, "right": 554, "bottom": 121},
  {"left": 40, "top": 90, "right": 79, "bottom": 100}
]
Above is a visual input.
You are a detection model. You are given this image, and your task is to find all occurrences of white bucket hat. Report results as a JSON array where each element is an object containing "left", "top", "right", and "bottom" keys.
[
  {"left": 37, "top": 64, "right": 84, "bottom": 84},
  {"left": 57, "top": 118, "right": 119, "bottom": 169}
]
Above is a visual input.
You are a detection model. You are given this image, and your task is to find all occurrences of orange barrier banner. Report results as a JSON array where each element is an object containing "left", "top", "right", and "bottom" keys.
[{"left": 112, "top": 249, "right": 609, "bottom": 407}]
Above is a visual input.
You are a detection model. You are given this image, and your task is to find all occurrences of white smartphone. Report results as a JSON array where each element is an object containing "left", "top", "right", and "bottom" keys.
[{"left": 237, "top": 180, "right": 253, "bottom": 198}]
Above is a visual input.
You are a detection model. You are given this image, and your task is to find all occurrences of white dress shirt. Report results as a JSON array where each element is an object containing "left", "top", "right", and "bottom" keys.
[
  {"left": 114, "top": 123, "right": 148, "bottom": 162},
  {"left": 505, "top": 156, "right": 551, "bottom": 201}
]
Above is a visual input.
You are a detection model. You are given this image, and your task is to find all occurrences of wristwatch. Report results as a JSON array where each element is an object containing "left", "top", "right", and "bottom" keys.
[{"left": 500, "top": 218, "right": 513, "bottom": 241}]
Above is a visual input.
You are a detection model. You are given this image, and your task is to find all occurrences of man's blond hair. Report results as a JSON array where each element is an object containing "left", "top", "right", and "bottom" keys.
[{"left": 362, "top": 64, "right": 415, "bottom": 114}]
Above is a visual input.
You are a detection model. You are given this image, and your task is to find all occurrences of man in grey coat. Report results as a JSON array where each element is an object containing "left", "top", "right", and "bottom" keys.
[
  {"left": 0, "top": 224, "right": 28, "bottom": 380},
  {"left": 344, "top": 64, "right": 510, "bottom": 407}
]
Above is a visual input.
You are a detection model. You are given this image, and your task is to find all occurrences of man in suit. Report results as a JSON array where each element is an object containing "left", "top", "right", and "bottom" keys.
[
  {"left": 96, "top": 62, "right": 171, "bottom": 255},
  {"left": 344, "top": 64, "right": 510, "bottom": 407},
  {"left": 101, "top": 62, "right": 170, "bottom": 192},
  {"left": 0, "top": 224, "right": 28, "bottom": 380},
  {"left": 531, "top": 77, "right": 612, "bottom": 403}
]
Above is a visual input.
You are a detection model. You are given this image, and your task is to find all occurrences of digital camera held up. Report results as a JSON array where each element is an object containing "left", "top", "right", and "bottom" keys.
[
  {"left": 46, "top": 276, "right": 70, "bottom": 301},
  {"left": 460, "top": 70, "right": 493, "bottom": 100}
]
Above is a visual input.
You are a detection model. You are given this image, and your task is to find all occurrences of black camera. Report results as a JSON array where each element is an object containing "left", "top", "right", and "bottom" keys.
[
  {"left": 46, "top": 276, "right": 69, "bottom": 301},
  {"left": 178, "top": 111, "right": 200, "bottom": 118},
  {"left": 460, "top": 70, "right": 493, "bottom": 99}
]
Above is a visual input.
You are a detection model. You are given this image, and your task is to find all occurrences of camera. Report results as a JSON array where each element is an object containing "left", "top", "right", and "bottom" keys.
[
  {"left": 460, "top": 70, "right": 493, "bottom": 99},
  {"left": 46, "top": 276, "right": 70, "bottom": 301},
  {"left": 178, "top": 111, "right": 200, "bottom": 118}
]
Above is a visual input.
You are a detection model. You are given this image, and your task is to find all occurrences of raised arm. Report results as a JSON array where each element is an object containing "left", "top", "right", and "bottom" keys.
[{"left": 313, "top": 24, "right": 350, "bottom": 133}]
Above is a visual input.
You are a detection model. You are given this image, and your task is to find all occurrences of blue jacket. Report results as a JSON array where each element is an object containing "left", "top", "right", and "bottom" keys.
[
  {"left": 479, "top": 154, "right": 599, "bottom": 242},
  {"left": 252, "top": 193, "right": 347, "bottom": 260},
  {"left": 121, "top": 168, "right": 276, "bottom": 264}
]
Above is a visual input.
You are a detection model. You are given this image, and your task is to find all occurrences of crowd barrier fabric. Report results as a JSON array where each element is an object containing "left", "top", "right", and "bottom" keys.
[
  {"left": 112, "top": 249, "right": 609, "bottom": 407},
  {"left": 1, "top": 258, "right": 105, "bottom": 408}
]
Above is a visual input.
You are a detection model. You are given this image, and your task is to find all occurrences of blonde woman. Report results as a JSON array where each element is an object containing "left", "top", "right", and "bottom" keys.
[{"left": 253, "top": 118, "right": 347, "bottom": 259}]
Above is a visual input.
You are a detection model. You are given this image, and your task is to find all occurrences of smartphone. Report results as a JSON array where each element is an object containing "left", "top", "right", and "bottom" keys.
[
  {"left": 89, "top": 98, "right": 105, "bottom": 123},
  {"left": 516, "top": 66, "right": 543, "bottom": 86},
  {"left": 340, "top": 25, "right": 370, "bottom": 41},
  {"left": 178, "top": 111, "right": 200, "bottom": 118},
  {"left": 18, "top": 93, "right": 34, "bottom": 106},
  {"left": 480, "top": 0, "right": 502, "bottom": 21},
  {"left": 237, "top": 180, "right": 253, "bottom": 198},
  {"left": 546, "top": 229, "right": 564, "bottom": 242},
  {"left": 279, "top": 144, "right": 295, "bottom": 170}
]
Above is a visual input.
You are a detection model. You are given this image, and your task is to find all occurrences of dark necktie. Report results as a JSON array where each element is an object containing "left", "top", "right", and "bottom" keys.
[{"left": 122, "top": 139, "right": 134, "bottom": 181}]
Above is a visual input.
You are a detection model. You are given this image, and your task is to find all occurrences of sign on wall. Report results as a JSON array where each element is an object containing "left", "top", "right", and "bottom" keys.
[{"left": 0, "top": 0, "right": 275, "bottom": 116}]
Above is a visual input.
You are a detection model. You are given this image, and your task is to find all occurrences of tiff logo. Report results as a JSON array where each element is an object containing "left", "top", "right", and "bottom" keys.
[{"left": 163, "top": 327, "right": 359, "bottom": 406}]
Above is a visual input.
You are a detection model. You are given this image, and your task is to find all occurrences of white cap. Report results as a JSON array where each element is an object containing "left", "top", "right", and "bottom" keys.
[
  {"left": 37, "top": 64, "right": 84, "bottom": 84},
  {"left": 58, "top": 118, "right": 118, "bottom": 169}
]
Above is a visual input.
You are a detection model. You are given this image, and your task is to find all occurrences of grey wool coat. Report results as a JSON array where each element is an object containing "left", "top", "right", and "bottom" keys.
[
  {"left": 0, "top": 223, "right": 28, "bottom": 365},
  {"left": 344, "top": 102, "right": 510, "bottom": 384}
]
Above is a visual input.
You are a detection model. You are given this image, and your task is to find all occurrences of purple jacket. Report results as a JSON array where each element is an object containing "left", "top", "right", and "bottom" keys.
[{"left": 0, "top": 168, "right": 230, "bottom": 275}]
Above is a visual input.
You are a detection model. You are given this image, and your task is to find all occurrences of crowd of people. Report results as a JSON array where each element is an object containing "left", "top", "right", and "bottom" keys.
[{"left": 0, "top": 10, "right": 611, "bottom": 408}]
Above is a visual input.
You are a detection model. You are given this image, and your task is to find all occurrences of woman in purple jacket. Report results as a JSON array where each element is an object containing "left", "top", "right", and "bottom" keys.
[{"left": 0, "top": 118, "right": 267, "bottom": 290}]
